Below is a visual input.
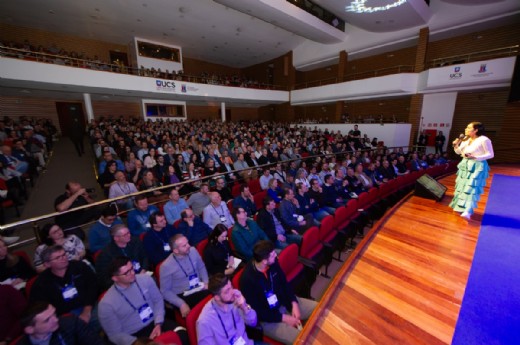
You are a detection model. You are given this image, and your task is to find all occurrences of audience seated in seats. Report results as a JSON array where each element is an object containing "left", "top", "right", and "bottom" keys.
[
  {"left": 196, "top": 273, "right": 258, "bottom": 345},
  {"left": 295, "top": 182, "right": 330, "bottom": 224},
  {"left": 355, "top": 163, "right": 374, "bottom": 190},
  {"left": 346, "top": 168, "right": 365, "bottom": 195},
  {"left": 186, "top": 183, "right": 211, "bottom": 217},
  {"left": 163, "top": 164, "right": 181, "bottom": 187},
  {"left": 95, "top": 224, "right": 149, "bottom": 291},
  {"left": 14, "top": 302, "right": 105, "bottom": 345},
  {"left": 364, "top": 162, "right": 384, "bottom": 187},
  {"left": 29, "top": 245, "right": 99, "bottom": 331},
  {"left": 203, "top": 224, "right": 237, "bottom": 277},
  {"left": 127, "top": 195, "right": 160, "bottom": 236},
  {"left": 98, "top": 160, "right": 117, "bottom": 197},
  {"left": 230, "top": 207, "right": 269, "bottom": 261},
  {"left": 0, "top": 160, "right": 25, "bottom": 206},
  {"left": 307, "top": 166, "right": 322, "bottom": 187},
  {"left": 33, "top": 223, "right": 86, "bottom": 273},
  {"left": 177, "top": 208, "right": 212, "bottom": 247},
  {"left": 98, "top": 151, "right": 124, "bottom": 175},
  {"left": 108, "top": 170, "right": 138, "bottom": 211},
  {"left": 159, "top": 234, "right": 211, "bottom": 318},
  {"left": 395, "top": 156, "right": 410, "bottom": 176},
  {"left": 279, "top": 188, "right": 315, "bottom": 235},
  {"left": 54, "top": 181, "right": 97, "bottom": 241},
  {"left": 321, "top": 174, "right": 348, "bottom": 209},
  {"left": 232, "top": 184, "right": 257, "bottom": 218},
  {"left": 0, "top": 236, "right": 36, "bottom": 285},
  {"left": 239, "top": 241, "right": 317, "bottom": 345},
  {"left": 138, "top": 170, "right": 164, "bottom": 200},
  {"left": 88, "top": 204, "right": 123, "bottom": 253},
  {"left": 0, "top": 144, "right": 29, "bottom": 175},
  {"left": 378, "top": 159, "right": 396, "bottom": 182},
  {"left": 294, "top": 168, "right": 310, "bottom": 188},
  {"left": 163, "top": 188, "right": 188, "bottom": 225},
  {"left": 98, "top": 257, "right": 189, "bottom": 345},
  {"left": 214, "top": 177, "right": 233, "bottom": 202},
  {"left": 143, "top": 212, "right": 177, "bottom": 266},
  {"left": 266, "top": 178, "right": 284, "bottom": 204},
  {"left": 259, "top": 169, "right": 273, "bottom": 191},
  {"left": 0, "top": 284, "right": 27, "bottom": 344},
  {"left": 203, "top": 192, "right": 235, "bottom": 230},
  {"left": 257, "top": 196, "right": 302, "bottom": 250}
]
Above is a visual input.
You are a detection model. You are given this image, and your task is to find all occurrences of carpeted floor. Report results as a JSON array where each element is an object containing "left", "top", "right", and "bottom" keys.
[{"left": 452, "top": 174, "right": 520, "bottom": 345}]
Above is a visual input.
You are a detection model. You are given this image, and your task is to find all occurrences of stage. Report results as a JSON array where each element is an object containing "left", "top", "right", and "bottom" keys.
[{"left": 297, "top": 164, "right": 520, "bottom": 345}]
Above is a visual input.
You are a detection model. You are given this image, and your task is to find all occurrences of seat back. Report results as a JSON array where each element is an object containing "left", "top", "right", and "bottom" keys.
[
  {"left": 231, "top": 183, "right": 242, "bottom": 198},
  {"left": 300, "top": 226, "right": 321, "bottom": 259},
  {"left": 196, "top": 239, "right": 208, "bottom": 257},
  {"left": 278, "top": 243, "right": 303, "bottom": 282},
  {"left": 232, "top": 267, "right": 244, "bottom": 289},
  {"left": 253, "top": 190, "right": 267, "bottom": 210},
  {"left": 186, "top": 294, "right": 213, "bottom": 345},
  {"left": 248, "top": 179, "right": 262, "bottom": 195},
  {"left": 318, "top": 215, "right": 335, "bottom": 242}
]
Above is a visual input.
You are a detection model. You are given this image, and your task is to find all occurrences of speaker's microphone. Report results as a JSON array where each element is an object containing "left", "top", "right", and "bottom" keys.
[{"left": 458, "top": 133, "right": 465, "bottom": 139}]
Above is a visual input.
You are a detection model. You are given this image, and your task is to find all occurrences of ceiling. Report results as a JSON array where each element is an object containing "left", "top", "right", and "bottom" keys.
[
  {"left": 0, "top": 0, "right": 518, "bottom": 106},
  {"left": 1, "top": 0, "right": 518, "bottom": 68}
]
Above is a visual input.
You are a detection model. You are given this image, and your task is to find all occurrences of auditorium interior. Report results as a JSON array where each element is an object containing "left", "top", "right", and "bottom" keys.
[{"left": 1, "top": 0, "right": 520, "bottom": 344}]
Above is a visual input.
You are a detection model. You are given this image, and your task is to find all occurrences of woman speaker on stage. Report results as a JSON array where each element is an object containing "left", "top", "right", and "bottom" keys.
[{"left": 449, "top": 122, "right": 494, "bottom": 220}]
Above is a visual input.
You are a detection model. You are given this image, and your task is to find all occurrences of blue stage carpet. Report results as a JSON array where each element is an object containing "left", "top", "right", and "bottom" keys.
[{"left": 452, "top": 174, "right": 520, "bottom": 345}]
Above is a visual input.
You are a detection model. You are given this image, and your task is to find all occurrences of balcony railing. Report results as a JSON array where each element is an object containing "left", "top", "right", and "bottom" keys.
[
  {"left": 428, "top": 45, "right": 519, "bottom": 69},
  {"left": 0, "top": 45, "right": 287, "bottom": 91}
]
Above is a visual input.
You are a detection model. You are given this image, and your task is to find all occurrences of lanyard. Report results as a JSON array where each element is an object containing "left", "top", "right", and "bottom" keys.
[
  {"left": 117, "top": 182, "right": 130, "bottom": 195},
  {"left": 212, "top": 301, "right": 236, "bottom": 340},
  {"left": 211, "top": 203, "right": 225, "bottom": 217},
  {"left": 115, "top": 280, "right": 148, "bottom": 311},
  {"left": 55, "top": 273, "right": 75, "bottom": 290},
  {"left": 151, "top": 229, "right": 169, "bottom": 245},
  {"left": 173, "top": 255, "right": 196, "bottom": 277}
]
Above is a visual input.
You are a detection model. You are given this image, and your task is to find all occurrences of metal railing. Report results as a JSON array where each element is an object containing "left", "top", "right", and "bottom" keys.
[
  {"left": 0, "top": 45, "right": 287, "bottom": 91},
  {"left": 428, "top": 45, "right": 519, "bottom": 68},
  {"left": 1, "top": 145, "right": 421, "bottom": 249}
]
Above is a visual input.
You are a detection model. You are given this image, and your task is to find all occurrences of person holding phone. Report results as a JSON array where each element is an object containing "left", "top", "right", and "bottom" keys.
[{"left": 450, "top": 122, "right": 494, "bottom": 220}]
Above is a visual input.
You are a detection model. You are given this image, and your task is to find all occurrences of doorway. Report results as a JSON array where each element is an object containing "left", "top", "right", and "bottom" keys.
[{"left": 55, "top": 102, "right": 86, "bottom": 137}]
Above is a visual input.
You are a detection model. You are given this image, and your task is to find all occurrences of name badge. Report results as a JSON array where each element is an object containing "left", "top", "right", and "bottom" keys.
[
  {"left": 188, "top": 274, "right": 200, "bottom": 289},
  {"left": 230, "top": 336, "right": 247, "bottom": 345},
  {"left": 138, "top": 303, "right": 154, "bottom": 323},
  {"left": 163, "top": 243, "right": 171, "bottom": 252},
  {"left": 265, "top": 291, "right": 279, "bottom": 309},
  {"left": 145, "top": 222, "right": 151, "bottom": 228},
  {"left": 220, "top": 216, "right": 227, "bottom": 223},
  {"left": 293, "top": 214, "right": 298, "bottom": 218},
  {"left": 132, "top": 260, "right": 141, "bottom": 273},
  {"left": 62, "top": 285, "right": 78, "bottom": 301}
]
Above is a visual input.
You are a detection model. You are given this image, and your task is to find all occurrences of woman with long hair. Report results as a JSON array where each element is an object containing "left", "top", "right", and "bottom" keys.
[
  {"left": 203, "top": 224, "right": 236, "bottom": 276},
  {"left": 449, "top": 121, "right": 494, "bottom": 220}
]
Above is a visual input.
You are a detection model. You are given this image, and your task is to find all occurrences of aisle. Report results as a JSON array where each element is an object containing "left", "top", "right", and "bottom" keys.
[{"left": 21, "top": 137, "right": 100, "bottom": 219}]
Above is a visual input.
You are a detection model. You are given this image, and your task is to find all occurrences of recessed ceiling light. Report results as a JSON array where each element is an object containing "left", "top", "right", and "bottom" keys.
[
  {"left": 95, "top": 8, "right": 100, "bottom": 12},
  {"left": 136, "top": 18, "right": 141, "bottom": 22},
  {"left": 345, "top": 0, "right": 407, "bottom": 14},
  {"left": 48, "top": 10, "right": 55, "bottom": 14}
]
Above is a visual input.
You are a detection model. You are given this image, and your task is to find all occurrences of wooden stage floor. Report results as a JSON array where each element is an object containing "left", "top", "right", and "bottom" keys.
[{"left": 297, "top": 164, "right": 520, "bottom": 345}]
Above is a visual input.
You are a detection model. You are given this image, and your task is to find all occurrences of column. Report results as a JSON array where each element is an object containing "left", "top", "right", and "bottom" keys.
[
  {"left": 83, "top": 93, "right": 94, "bottom": 122},
  {"left": 220, "top": 102, "right": 226, "bottom": 122}
]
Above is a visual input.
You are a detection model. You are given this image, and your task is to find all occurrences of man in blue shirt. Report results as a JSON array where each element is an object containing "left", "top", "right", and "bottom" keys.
[
  {"left": 143, "top": 212, "right": 177, "bottom": 266},
  {"left": 163, "top": 189, "right": 188, "bottom": 225},
  {"left": 127, "top": 195, "right": 159, "bottom": 236}
]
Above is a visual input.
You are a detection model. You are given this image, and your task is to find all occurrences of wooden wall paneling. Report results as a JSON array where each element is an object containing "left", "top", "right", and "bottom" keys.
[
  {"left": 345, "top": 97, "right": 411, "bottom": 124},
  {"left": 185, "top": 105, "right": 220, "bottom": 120},
  {"left": 91, "top": 101, "right": 141, "bottom": 120},
  {"left": 0, "top": 23, "right": 127, "bottom": 66},
  {"left": 182, "top": 57, "right": 241, "bottom": 78},
  {"left": 495, "top": 102, "right": 520, "bottom": 163},
  {"left": 450, "top": 91, "right": 510, "bottom": 162},
  {"left": 345, "top": 46, "right": 417, "bottom": 78},
  {"left": 0, "top": 96, "right": 62, "bottom": 129},
  {"left": 427, "top": 23, "right": 520, "bottom": 62}
]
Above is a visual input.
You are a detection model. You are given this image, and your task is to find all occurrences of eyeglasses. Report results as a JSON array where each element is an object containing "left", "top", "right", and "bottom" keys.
[
  {"left": 117, "top": 267, "right": 135, "bottom": 276},
  {"left": 116, "top": 231, "right": 131, "bottom": 237}
]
